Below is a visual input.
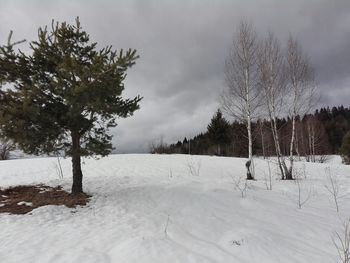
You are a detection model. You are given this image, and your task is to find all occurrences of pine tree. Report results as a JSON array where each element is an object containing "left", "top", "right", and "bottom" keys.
[
  {"left": 207, "top": 109, "right": 231, "bottom": 155},
  {"left": 0, "top": 18, "right": 142, "bottom": 194}
]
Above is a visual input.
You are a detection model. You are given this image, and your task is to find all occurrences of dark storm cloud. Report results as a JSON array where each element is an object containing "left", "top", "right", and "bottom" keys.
[{"left": 0, "top": 0, "right": 349, "bottom": 153}]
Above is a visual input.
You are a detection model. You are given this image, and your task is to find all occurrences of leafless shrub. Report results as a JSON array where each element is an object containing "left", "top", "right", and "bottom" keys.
[
  {"left": 149, "top": 137, "right": 169, "bottom": 154},
  {"left": 0, "top": 139, "right": 15, "bottom": 160},
  {"left": 341, "top": 156, "right": 350, "bottom": 165},
  {"left": 231, "top": 174, "right": 249, "bottom": 198},
  {"left": 316, "top": 155, "right": 331, "bottom": 163},
  {"left": 303, "top": 116, "right": 329, "bottom": 163},
  {"left": 325, "top": 167, "right": 345, "bottom": 213},
  {"left": 333, "top": 219, "right": 350, "bottom": 263},
  {"left": 168, "top": 168, "right": 173, "bottom": 179},
  {"left": 294, "top": 171, "right": 312, "bottom": 209},
  {"left": 263, "top": 159, "right": 274, "bottom": 190},
  {"left": 186, "top": 157, "right": 201, "bottom": 177}
]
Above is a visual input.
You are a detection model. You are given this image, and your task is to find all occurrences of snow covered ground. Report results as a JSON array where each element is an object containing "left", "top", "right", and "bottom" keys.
[{"left": 0, "top": 154, "right": 350, "bottom": 263}]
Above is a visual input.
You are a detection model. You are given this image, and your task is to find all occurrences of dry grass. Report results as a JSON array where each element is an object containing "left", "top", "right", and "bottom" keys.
[{"left": 0, "top": 184, "right": 90, "bottom": 215}]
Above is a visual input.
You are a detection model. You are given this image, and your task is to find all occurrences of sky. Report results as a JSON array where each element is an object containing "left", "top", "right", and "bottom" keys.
[{"left": 0, "top": 0, "right": 349, "bottom": 153}]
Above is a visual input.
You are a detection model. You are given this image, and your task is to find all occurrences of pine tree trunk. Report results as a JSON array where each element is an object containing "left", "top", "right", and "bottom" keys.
[{"left": 71, "top": 132, "right": 84, "bottom": 195}]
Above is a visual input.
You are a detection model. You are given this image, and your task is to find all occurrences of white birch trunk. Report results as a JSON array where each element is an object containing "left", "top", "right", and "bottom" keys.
[{"left": 289, "top": 115, "right": 296, "bottom": 176}]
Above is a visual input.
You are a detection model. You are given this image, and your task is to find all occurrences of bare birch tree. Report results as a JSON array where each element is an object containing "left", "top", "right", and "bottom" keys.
[
  {"left": 221, "top": 21, "right": 260, "bottom": 180},
  {"left": 257, "top": 32, "right": 290, "bottom": 179},
  {"left": 285, "top": 36, "right": 317, "bottom": 177},
  {"left": 305, "top": 115, "right": 329, "bottom": 162}
]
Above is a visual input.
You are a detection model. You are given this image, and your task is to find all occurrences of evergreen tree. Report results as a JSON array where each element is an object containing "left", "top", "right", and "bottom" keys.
[
  {"left": 207, "top": 110, "right": 231, "bottom": 155},
  {"left": 0, "top": 18, "right": 141, "bottom": 194},
  {"left": 339, "top": 132, "right": 350, "bottom": 164}
]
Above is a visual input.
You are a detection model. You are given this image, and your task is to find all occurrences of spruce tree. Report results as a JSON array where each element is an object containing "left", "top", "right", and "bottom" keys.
[
  {"left": 207, "top": 109, "right": 231, "bottom": 155},
  {"left": 0, "top": 18, "right": 142, "bottom": 194}
]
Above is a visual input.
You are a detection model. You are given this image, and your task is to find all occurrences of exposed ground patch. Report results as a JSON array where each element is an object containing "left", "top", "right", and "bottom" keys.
[{"left": 0, "top": 185, "right": 90, "bottom": 215}]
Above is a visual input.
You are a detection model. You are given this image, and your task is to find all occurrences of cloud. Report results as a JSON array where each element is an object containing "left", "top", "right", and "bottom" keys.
[{"left": 0, "top": 0, "right": 349, "bottom": 152}]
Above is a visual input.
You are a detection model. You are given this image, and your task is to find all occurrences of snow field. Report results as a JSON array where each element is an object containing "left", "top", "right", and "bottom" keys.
[{"left": 0, "top": 154, "right": 349, "bottom": 263}]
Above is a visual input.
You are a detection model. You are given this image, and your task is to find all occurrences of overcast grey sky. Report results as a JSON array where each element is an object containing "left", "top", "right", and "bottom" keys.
[{"left": 0, "top": 0, "right": 349, "bottom": 153}]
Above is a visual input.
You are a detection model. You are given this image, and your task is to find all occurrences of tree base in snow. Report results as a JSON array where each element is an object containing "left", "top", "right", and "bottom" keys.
[{"left": 0, "top": 184, "right": 90, "bottom": 215}]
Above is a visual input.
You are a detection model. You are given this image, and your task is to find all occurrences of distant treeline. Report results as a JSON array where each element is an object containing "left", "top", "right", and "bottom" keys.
[{"left": 151, "top": 106, "right": 350, "bottom": 159}]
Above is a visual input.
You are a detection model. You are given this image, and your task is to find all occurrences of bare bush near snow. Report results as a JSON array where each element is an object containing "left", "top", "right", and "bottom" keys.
[
  {"left": 325, "top": 167, "right": 344, "bottom": 213},
  {"left": 318, "top": 155, "right": 331, "bottom": 163},
  {"left": 293, "top": 171, "right": 312, "bottom": 209},
  {"left": 168, "top": 168, "right": 173, "bottom": 179},
  {"left": 186, "top": 157, "right": 201, "bottom": 177},
  {"left": 0, "top": 139, "right": 15, "bottom": 160},
  {"left": 231, "top": 174, "right": 249, "bottom": 198},
  {"left": 221, "top": 20, "right": 260, "bottom": 180},
  {"left": 333, "top": 219, "right": 350, "bottom": 263},
  {"left": 149, "top": 137, "right": 169, "bottom": 154},
  {"left": 302, "top": 116, "right": 329, "bottom": 163},
  {"left": 263, "top": 159, "right": 274, "bottom": 190}
]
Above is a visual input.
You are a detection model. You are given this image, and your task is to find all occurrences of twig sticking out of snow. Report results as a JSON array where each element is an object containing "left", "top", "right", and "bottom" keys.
[
  {"left": 231, "top": 174, "right": 249, "bottom": 198},
  {"left": 333, "top": 218, "right": 350, "bottom": 263},
  {"left": 53, "top": 155, "right": 64, "bottom": 179},
  {"left": 325, "top": 166, "right": 346, "bottom": 213},
  {"left": 263, "top": 159, "right": 274, "bottom": 190},
  {"left": 231, "top": 239, "right": 244, "bottom": 246},
  {"left": 294, "top": 173, "right": 312, "bottom": 209},
  {"left": 164, "top": 214, "right": 170, "bottom": 238},
  {"left": 186, "top": 157, "right": 201, "bottom": 177}
]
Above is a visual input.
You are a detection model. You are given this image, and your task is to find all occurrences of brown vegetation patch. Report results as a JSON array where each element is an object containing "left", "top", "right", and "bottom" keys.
[{"left": 0, "top": 185, "right": 90, "bottom": 215}]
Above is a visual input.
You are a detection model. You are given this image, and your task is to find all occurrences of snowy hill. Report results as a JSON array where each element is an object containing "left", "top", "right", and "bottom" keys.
[{"left": 0, "top": 154, "right": 349, "bottom": 263}]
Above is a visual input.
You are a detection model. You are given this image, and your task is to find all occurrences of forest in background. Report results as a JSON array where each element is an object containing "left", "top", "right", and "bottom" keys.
[{"left": 151, "top": 106, "right": 350, "bottom": 163}]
